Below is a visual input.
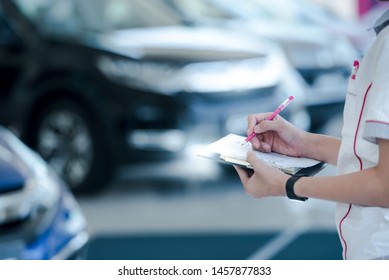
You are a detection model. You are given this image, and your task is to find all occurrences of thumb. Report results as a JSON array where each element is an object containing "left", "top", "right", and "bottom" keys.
[{"left": 246, "top": 150, "right": 266, "bottom": 170}]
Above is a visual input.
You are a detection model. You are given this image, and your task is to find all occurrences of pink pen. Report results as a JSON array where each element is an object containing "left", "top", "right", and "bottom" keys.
[{"left": 244, "top": 95, "right": 294, "bottom": 143}]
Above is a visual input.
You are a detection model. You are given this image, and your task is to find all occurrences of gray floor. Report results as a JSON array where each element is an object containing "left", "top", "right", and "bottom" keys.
[{"left": 78, "top": 159, "right": 337, "bottom": 236}]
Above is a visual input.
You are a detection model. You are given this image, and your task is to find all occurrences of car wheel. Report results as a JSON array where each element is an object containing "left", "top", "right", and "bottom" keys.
[{"left": 30, "top": 100, "right": 111, "bottom": 193}]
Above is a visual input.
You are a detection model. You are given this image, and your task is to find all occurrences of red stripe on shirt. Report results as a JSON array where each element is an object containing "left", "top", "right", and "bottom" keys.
[
  {"left": 354, "top": 83, "right": 372, "bottom": 170},
  {"left": 339, "top": 82, "right": 373, "bottom": 260},
  {"left": 366, "top": 120, "right": 389, "bottom": 125}
]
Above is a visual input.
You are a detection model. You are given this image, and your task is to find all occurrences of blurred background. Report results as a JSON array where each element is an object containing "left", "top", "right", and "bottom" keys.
[{"left": 0, "top": 0, "right": 387, "bottom": 260}]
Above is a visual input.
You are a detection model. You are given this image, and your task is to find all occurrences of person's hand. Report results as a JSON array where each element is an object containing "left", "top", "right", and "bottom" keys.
[
  {"left": 247, "top": 113, "right": 307, "bottom": 157},
  {"left": 234, "top": 151, "right": 289, "bottom": 198}
]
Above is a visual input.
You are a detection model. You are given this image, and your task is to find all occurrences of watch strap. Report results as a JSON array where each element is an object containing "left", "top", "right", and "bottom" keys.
[{"left": 286, "top": 174, "right": 308, "bottom": 201}]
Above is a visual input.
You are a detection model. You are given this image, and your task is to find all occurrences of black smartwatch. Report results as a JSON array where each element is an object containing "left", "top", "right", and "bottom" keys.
[{"left": 286, "top": 174, "right": 308, "bottom": 201}]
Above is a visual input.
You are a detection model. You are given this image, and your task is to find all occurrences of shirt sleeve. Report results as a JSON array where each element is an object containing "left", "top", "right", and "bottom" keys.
[{"left": 362, "top": 38, "right": 389, "bottom": 144}]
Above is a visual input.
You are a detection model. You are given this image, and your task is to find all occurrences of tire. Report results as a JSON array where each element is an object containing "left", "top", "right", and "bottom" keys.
[{"left": 29, "top": 100, "right": 112, "bottom": 193}]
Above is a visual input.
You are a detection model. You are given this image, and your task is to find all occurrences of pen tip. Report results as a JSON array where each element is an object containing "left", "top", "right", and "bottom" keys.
[{"left": 289, "top": 96, "right": 294, "bottom": 101}]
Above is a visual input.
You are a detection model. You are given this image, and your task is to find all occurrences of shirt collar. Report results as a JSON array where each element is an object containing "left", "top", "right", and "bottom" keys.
[{"left": 373, "top": 8, "right": 389, "bottom": 35}]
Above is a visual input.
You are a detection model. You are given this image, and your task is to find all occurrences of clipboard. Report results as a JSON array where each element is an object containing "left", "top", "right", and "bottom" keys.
[{"left": 197, "top": 134, "right": 326, "bottom": 176}]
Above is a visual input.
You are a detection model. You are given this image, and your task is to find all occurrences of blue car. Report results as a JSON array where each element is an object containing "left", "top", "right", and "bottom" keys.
[{"left": 0, "top": 126, "right": 88, "bottom": 259}]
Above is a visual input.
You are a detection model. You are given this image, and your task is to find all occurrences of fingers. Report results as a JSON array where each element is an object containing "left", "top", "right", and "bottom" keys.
[
  {"left": 233, "top": 165, "right": 250, "bottom": 187},
  {"left": 250, "top": 137, "right": 272, "bottom": 152},
  {"left": 247, "top": 113, "right": 271, "bottom": 150},
  {"left": 260, "top": 141, "right": 272, "bottom": 153},
  {"left": 250, "top": 135, "right": 261, "bottom": 150},
  {"left": 248, "top": 114, "right": 284, "bottom": 136},
  {"left": 238, "top": 152, "right": 270, "bottom": 198},
  {"left": 247, "top": 113, "right": 268, "bottom": 135},
  {"left": 256, "top": 117, "right": 284, "bottom": 134}
]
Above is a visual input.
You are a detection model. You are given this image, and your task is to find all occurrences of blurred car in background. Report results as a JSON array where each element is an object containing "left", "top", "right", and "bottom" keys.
[
  {"left": 0, "top": 0, "right": 309, "bottom": 192},
  {"left": 162, "top": 0, "right": 360, "bottom": 132},
  {"left": 360, "top": 2, "right": 389, "bottom": 52},
  {"left": 0, "top": 126, "right": 88, "bottom": 259},
  {"left": 244, "top": 0, "right": 368, "bottom": 55}
]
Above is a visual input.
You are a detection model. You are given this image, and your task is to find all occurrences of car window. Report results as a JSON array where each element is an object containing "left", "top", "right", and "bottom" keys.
[
  {"left": 165, "top": 0, "right": 233, "bottom": 21},
  {"left": 172, "top": 0, "right": 311, "bottom": 24},
  {"left": 13, "top": 0, "right": 83, "bottom": 30}
]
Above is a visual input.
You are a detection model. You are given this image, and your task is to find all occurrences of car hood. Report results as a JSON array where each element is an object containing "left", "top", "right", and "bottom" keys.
[
  {"left": 0, "top": 152, "right": 25, "bottom": 194},
  {"left": 98, "top": 26, "right": 270, "bottom": 62}
]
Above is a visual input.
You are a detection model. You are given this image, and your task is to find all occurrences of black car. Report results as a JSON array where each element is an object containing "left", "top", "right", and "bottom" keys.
[{"left": 0, "top": 0, "right": 309, "bottom": 192}]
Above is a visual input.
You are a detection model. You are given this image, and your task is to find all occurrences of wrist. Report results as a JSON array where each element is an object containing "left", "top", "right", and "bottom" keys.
[
  {"left": 278, "top": 173, "right": 290, "bottom": 197},
  {"left": 300, "top": 133, "right": 341, "bottom": 165},
  {"left": 299, "top": 131, "right": 316, "bottom": 158}
]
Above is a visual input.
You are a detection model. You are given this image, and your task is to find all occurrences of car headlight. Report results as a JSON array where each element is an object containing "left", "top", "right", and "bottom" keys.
[
  {"left": 97, "top": 54, "right": 285, "bottom": 95},
  {"left": 97, "top": 56, "right": 182, "bottom": 94}
]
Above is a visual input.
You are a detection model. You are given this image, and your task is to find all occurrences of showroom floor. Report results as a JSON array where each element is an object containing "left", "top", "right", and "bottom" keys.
[{"left": 77, "top": 155, "right": 342, "bottom": 260}]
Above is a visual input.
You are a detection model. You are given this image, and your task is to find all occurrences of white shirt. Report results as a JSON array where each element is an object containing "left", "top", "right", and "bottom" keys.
[
  {"left": 373, "top": 8, "right": 389, "bottom": 35},
  {"left": 335, "top": 21, "right": 389, "bottom": 259}
]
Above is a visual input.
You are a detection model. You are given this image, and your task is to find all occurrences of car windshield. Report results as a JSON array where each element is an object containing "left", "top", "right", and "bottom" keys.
[
  {"left": 246, "top": 0, "right": 339, "bottom": 23},
  {"left": 164, "top": 0, "right": 336, "bottom": 25},
  {"left": 13, "top": 0, "right": 183, "bottom": 32},
  {"left": 164, "top": 0, "right": 234, "bottom": 21},
  {"left": 163, "top": 0, "right": 300, "bottom": 23}
]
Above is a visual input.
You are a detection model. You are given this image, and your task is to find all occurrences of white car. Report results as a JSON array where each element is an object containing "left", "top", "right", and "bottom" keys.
[{"left": 162, "top": 0, "right": 359, "bottom": 131}]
